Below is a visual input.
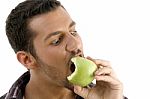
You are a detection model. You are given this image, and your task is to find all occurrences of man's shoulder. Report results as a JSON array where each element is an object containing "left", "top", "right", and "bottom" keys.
[
  {"left": 0, "top": 93, "right": 7, "bottom": 99},
  {"left": 0, "top": 71, "right": 30, "bottom": 99}
]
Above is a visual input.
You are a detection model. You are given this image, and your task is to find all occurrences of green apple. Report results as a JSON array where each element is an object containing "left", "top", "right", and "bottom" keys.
[{"left": 67, "top": 57, "right": 97, "bottom": 87}]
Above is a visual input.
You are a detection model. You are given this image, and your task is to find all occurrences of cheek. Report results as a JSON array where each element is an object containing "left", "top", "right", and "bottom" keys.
[
  {"left": 41, "top": 46, "right": 67, "bottom": 67},
  {"left": 33, "top": 38, "right": 68, "bottom": 68},
  {"left": 37, "top": 46, "right": 69, "bottom": 76}
]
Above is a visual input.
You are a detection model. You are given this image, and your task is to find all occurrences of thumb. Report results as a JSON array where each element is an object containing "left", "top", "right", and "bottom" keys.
[{"left": 74, "top": 85, "right": 89, "bottom": 98}]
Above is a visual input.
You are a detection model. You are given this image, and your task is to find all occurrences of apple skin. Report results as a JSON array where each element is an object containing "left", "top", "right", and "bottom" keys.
[{"left": 67, "top": 57, "right": 97, "bottom": 87}]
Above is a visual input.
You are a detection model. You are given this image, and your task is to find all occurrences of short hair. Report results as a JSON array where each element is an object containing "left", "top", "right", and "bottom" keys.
[{"left": 6, "top": 0, "right": 61, "bottom": 56}]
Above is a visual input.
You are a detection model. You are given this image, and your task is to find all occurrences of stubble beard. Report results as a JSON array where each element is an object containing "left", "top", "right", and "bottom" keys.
[{"left": 34, "top": 54, "right": 74, "bottom": 91}]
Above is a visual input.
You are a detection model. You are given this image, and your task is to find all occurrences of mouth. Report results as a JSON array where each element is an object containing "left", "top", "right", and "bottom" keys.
[
  {"left": 68, "top": 58, "right": 75, "bottom": 74},
  {"left": 69, "top": 54, "right": 83, "bottom": 74},
  {"left": 70, "top": 61, "right": 75, "bottom": 73}
]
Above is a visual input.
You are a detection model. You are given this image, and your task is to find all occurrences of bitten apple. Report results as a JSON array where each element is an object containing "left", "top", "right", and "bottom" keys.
[{"left": 67, "top": 57, "right": 97, "bottom": 87}]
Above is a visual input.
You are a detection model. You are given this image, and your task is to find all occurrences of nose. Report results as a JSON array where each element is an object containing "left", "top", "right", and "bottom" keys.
[{"left": 65, "top": 35, "right": 82, "bottom": 56}]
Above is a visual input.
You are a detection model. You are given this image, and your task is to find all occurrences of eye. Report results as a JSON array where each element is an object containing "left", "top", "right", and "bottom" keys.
[
  {"left": 51, "top": 36, "right": 63, "bottom": 46},
  {"left": 70, "top": 31, "right": 78, "bottom": 36}
]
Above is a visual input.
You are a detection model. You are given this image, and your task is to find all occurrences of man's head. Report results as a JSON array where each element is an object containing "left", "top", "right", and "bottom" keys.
[
  {"left": 6, "top": 0, "right": 61, "bottom": 56},
  {"left": 6, "top": 0, "right": 83, "bottom": 88}
]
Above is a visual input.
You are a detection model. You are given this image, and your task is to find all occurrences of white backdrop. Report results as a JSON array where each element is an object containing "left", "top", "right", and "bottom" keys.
[{"left": 0, "top": 0, "right": 150, "bottom": 98}]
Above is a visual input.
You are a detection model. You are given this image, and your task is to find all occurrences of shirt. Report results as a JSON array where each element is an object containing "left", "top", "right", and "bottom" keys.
[
  {"left": 0, "top": 71, "right": 128, "bottom": 99},
  {"left": 0, "top": 71, "right": 83, "bottom": 99}
]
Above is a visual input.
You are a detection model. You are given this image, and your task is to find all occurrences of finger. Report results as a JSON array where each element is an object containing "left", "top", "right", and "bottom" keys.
[
  {"left": 95, "top": 66, "right": 117, "bottom": 78},
  {"left": 86, "top": 56, "right": 111, "bottom": 67},
  {"left": 95, "top": 67, "right": 112, "bottom": 76},
  {"left": 95, "top": 59, "right": 111, "bottom": 67},
  {"left": 74, "top": 85, "right": 89, "bottom": 98},
  {"left": 95, "top": 75, "right": 122, "bottom": 89}
]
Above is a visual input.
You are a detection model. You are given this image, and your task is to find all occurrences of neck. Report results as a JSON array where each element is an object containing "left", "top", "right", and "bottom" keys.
[
  {"left": 25, "top": 84, "right": 75, "bottom": 99},
  {"left": 24, "top": 71, "right": 76, "bottom": 99}
]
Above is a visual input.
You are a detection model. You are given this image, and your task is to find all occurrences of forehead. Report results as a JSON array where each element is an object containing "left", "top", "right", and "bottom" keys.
[{"left": 28, "top": 6, "right": 72, "bottom": 35}]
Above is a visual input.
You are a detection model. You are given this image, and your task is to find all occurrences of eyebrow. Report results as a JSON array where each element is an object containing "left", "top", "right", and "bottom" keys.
[
  {"left": 44, "top": 31, "right": 60, "bottom": 41},
  {"left": 44, "top": 21, "right": 76, "bottom": 41}
]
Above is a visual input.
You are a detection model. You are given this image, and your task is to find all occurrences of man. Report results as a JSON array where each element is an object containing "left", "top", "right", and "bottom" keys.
[{"left": 1, "top": 0, "right": 127, "bottom": 99}]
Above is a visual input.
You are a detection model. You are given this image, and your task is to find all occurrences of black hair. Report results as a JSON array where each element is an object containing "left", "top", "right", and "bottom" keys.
[{"left": 6, "top": 0, "right": 61, "bottom": 57}]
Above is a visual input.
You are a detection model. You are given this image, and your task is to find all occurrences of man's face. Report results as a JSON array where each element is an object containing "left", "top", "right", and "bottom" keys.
[{"left": 28, "top": 7, "right": 83, "bottom": 88}]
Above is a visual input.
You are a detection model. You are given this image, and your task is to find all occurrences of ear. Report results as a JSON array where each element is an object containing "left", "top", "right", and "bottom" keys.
[{"left": 16, "top": 51, "right": 36, "bottom": 69}]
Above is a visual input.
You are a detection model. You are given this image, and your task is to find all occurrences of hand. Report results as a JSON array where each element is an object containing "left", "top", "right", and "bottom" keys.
[{"left": 74, "top": 57, "right": 123, "bottom": 99}]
